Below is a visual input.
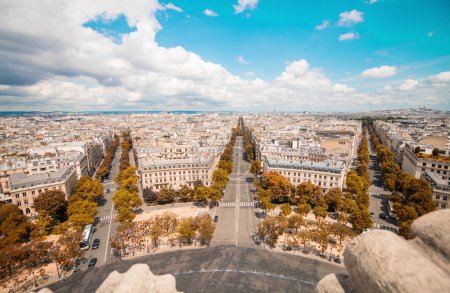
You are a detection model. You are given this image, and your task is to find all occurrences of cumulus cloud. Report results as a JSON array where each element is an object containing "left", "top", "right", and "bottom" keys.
[
  {"left": 429, "top": 71, "right": 450, "bottom": 83},
  {"left": 203, "top": 9, "right": 218, "bottom": 17},
  {"left": 338, "top": 10, "right": 364, "bottom": 26},
  {"left": 233, "top": 0, "right": 259, "bottom": 14},
  {"left": 0, "top": 0, "right": 447, "bottom": 111},
  {"left": 361, "top": 66, "right": 396, "bottom": 78},
  {"left": 237, "top": 56, "right": 250, "bottom": 65},
  {"left": 315, "top": 20, "right": 330, "bottom": 30},
  {"left": 339, "top": 32, "right": 358, "bottom": 41},
  {"left": 165, "top": 2, "right": 183, "bottom": 12},
  {"left": 398, "top": 79, "right": 419, "bottom": 91}
]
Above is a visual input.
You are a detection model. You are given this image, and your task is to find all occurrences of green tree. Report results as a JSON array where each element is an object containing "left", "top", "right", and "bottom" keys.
[
  {"left": 30, "top": 210, "right": 52, "bottom": 239},
  {"left": 33, "top": 190, "right": 67, "bottom": 221},
  {"left": 296, "top": 202, "right": 311, "bottom": 217},
  {"left": 193, "top": 180, "right": 204, "bottom": 190},
  {"left": 349, "top": 207, "right": 373, "bottom": 233}
]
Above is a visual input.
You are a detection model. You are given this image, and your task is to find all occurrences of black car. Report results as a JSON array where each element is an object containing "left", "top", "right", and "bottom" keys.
[
  {"left": 92, "top": 239, "right": 100, "bottom": 249},
  {"left": 93, "top": 217, "right": 99, "bottom": 226},
  {"left": 88, "top": 258, "right": 97, "bottom": 269},
  {"left": 213, "top": 215, "right": 219, "bottom": 222},
  {"left": 379, "top": 212, "right": 387, "bottom": 219}
]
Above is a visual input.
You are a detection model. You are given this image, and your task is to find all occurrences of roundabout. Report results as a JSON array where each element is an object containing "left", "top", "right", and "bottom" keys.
[{"left": 47, "top": 246, "right": 346, "bottom": 293}]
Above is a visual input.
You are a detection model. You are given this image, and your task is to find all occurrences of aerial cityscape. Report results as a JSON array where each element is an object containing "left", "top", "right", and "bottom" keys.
[{"left": 0, "top": 1, "right": 449, "bottom": 293}]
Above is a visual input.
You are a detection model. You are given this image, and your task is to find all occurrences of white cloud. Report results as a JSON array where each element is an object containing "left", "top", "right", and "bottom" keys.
[
  {"left": 399, "top": 79, "right": 419, "bottom": 91},
  {"left": 233, "top": 0, "right": 259, "bottom": 14},
  {"left": 203, "top": 9, "right": 218, "bottom": 17},
  {"left": 429, "top": 71, "right": 450, "bottom": 83},
  {"left": 384, "top": 85, "right": 392, "bottom": 91},
  {"left": 244, "top": 71, "right": 255, "bottom": 76},
  {"left": 0, "top": 0, "right": 447, "bottom": 111},
  {"left": 333, "top": 83, "right": 356, "bottom": 93},
  {"left": 237, "top": 56, "right": 249, "bottom": 65},
  {"left": 361, "top": 66, "right": 396, "bottom": 78},
  {"left": 338, "top": 10, "right": 364, "bottom": 26},
  {"left": 339, "top": 32, "right": 358, "bottom": 41},
  {"left": 165, "top": 2, "right": 183, "bottom": 13},
  {"left": 369, "top": 0, "right": 378, "bottom": 4},
  {"left": 427, "top": 31, "right": 435, "bottom": 37},
  {"left": 315, "top": 20, "right": 330, "bottom": 30}
]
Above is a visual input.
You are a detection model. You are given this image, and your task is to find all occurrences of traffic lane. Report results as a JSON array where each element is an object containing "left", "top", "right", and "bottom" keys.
[{"left": 49, "top": 247, "right": 346, "bottom": 293}]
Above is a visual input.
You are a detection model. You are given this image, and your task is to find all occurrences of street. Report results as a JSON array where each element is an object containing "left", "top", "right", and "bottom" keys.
[
  {"left": 211, "top": 136, "right": 260, "bottom": 247},
  {"left": 366, "top": 131, "right": 399, "bottom": 233},
  {"left": 83, "top": 146, "right": 122, "bottom": 268},
  {"left": 48, "top": 246, "right": 345, "bottom": 293}
]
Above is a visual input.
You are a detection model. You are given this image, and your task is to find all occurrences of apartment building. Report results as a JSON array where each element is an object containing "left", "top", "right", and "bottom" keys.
[
  {"left": 422, "top": 171, "right": 449, "bottom": 209},
  {"left": 402, "top": 147, "right": 450, "bottom": 184},
  {"left": 263, "top": 157, "right": 345, "bottom": 192},
  {"left": 27, "top": 152, "right": 88, "bottom": 179},
  {"left": 9, "top": 167, "right": 77, "bottom": 216},
  {"left": 140, "top": 156, "right": 220, "bottom": 191}
]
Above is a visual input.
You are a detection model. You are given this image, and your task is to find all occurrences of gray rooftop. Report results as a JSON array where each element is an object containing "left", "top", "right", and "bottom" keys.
[
  {"left": 10, "top": 167, "right": 74, "bottom": 190},
  {"left": 265, "top": 157, "right": 344, "bottom": 174}
]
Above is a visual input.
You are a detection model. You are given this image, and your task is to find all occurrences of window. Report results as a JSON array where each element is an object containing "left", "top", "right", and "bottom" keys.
[
  {"left": 443, "top": 196, "right": 448, "bottom": 201},
  {"left": 436, "top": 195, "right": 440, "bottom": 199},
  {"left": 32, "top": 191, "right": 35, "bottom": 195},
  {"left": 22, "top": 192, "right": 27, "bottom": 197},
  {"left": 422, "top": 163, "right": 426, "bottom": 166},
  {"left": 15, "top": 194, "right": 20, "bottom": 198},
  {"left": 24, "top": 200, "right": 28, "bottom": 205}
]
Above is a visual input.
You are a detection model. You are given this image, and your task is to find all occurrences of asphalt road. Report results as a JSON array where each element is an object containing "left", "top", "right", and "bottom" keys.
[
  {"left": 84, "top": 146, "right": 122, "bottom": 268},
  {"left": 211, "top": 136, "right": 260, "bottom": 248},
  {"left": 366, "top": 132, "right": 399, "bottom": 232},
  {"left": 48, "top": 246, "right": 346, "bottom": 293}
]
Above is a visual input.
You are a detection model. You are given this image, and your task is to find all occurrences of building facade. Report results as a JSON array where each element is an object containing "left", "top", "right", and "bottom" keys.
[{"left": 9, "top": 167, "right": 77, "bottom": 216}]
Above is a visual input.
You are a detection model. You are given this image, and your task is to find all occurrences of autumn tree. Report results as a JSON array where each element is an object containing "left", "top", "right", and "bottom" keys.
[
  {"left": 262, "top": 171, "right": 292, "bottom": 203},
  {"left": 295, "top": 181, "right": 325, "bottom": 207},
  {"left": 313, "top": 224, "right": 330, "bottom": 256},
  {"left": 66, "top": 197, "right": 98, "bottom": 229},
  {"left": 0, "top": 212, "right": 32, "bottom": 248},
  {"left": 296, "top": 229, "right": 312, "bottom": 252},
  {"left": 257, "top": 215, "right": 286, "bottom": 247},
  {"left": 280, "top": 203, "right": 292, "bottom": 216},
  {"left": 346, "top": 170, "right": 366, "bottom": 197},
  {"left": 296, "top": 202, "right": 311, "bottom": 217},
  {"left": 349, "top": 206, "right": 373, "bottom": 233},
  {"left": 33, "top": 190, "right": 67, "bottom": 221},
  {"left": 30, "top": 210, "right": 52, "bottom": 239},
  {"left": 158, "top": 212, "right": 178, "bottom": 236},
  {"left": 74, "top": 176, "right": 104, "bottom": 202},
  {"left": 325, "top": 188, "right": 343, "bottom": 212},
  {"left": 156, "top": 186, "right": 176, "bottom": 204},
  {"left": 287, "top": 213, "right": 303, "bottom": 233},
  {"left": 313, "top": 205, "right": 328, "bottom": 220},
  {"left": 330, "top": 223, "right": 354, "bottom": 245},
  {"left": 178, "top": 185, "right": 194, "bottom": 202},
  {"left": 193, "top": 180, "right": 204, "bottom": 190},
  {"left": 250, "top": 160, "right": 261, "bottom": 177},
  {"left": 196, "top": 214, "right": 215, "bottom": 245},
  {"left": 177, "top": 217, "right": 197, "bottom": 245},
  {"left": 194, "top": 186, "right": 209, "bottom": 204}
]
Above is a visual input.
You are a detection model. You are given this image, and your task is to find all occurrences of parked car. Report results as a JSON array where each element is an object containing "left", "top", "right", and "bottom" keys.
[
  {"left": 92, "top": 239, "right": 100, "bottom": 249},
  {"left": 93, "top": 217, "right": 99, "bottom": 226},
  {"left": 370, "top": 212, "right": 375, "bottom": 218},
  {"left": 106, "top": 188, "right": 110, "bottom": 193},
  {"left": 213, "top": 216, "right": 219, "bottom": 222},
  {"left": 379, "top": 212, "right": 387, "bottom": 219},
  {"left": 88, "top": 258, "right": 97, "bottom": 269}
]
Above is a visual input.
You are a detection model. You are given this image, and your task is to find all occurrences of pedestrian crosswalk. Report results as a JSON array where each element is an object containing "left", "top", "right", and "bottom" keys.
[
  {"left": 99, "top": 213, "right": 118, "bottom": 222},
  {"left": 220, "top": 201, "right": 257, "bottom": 208}
]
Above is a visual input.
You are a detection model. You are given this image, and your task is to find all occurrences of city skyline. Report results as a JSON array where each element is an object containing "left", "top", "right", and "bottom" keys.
[{"left": 0, "top": 0, "right": 449, "bottom": 112}]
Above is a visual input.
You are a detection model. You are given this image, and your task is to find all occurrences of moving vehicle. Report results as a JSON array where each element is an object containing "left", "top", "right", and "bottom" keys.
[
  {"left": 93, "top": 217, "right": 99, "bottom": 226},
  {"left": 379, "top": 212, "right": 387, "bottom": 219},
  {"left": 213, "top": 215, "right": 219, "bottom": 222},
  {"left": 92, "top": 239, "right": 100, "bottom": 249},
  {"left": 79, "top": 224, "right": 93, "bottom": 250},
  {"left": 88, "top": 258, "right": 97, "bottom": 269},
  {"left": 370, "top": 212, "right": 375, "bottom": 218}
]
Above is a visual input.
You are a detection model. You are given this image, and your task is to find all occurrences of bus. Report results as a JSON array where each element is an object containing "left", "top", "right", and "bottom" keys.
[{"left": 80, "top": 224, "right": 93, "bottom": 250}]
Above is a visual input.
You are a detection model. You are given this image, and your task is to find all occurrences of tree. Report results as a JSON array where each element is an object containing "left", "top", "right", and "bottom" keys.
[
  {"left": 346, "top": 171, "right": 365, "bottom": 196},
  {"left": 313, "top": 225, "right": 330, "bottom": 256},
  {"left": 313, "top": 205, "right": 328, "bottom": 220},
  {"left": 280, "top": 203, "right": 292, "bottom": 216},
  {"left": 0, "top": 212, "right": 32, "bottom": 248},
  {"left": 194, "top": 186, "right": 209, "bottom": 203},
  {"left": 296, "top": 202, "right": 311, "bottom": 217},
  {"left": 193, "top": 180, "right": 204, "bottom": 190},
  {"left": 116, "top": 206, "right": 136, "bottom": 223},
  {"left": 295, "top": 182, "right": 324, "bottom": 206},
  {"left": 33, "top": 190, "right": 67, "bottom": 221},
  {"left": 113, "top": 188, "right": 142, "bottom": 210},
  {"left": 349, "top": 207, "right": 373, "bottom": 233},
  {"left": 74, "top": 176, "right": 104, "bottom": 202},
  {"left": 432, "top": 148, "right": 439, "bottom": 157},
  {"left": 31, "top": 210, "right": 52, "bottom": 239},
  {"left": 287, "top": 214, "right": 303, "bottom": 233},
  {"left": 178, "top": 185, "right": 194, "bottom": 202},
  {"left": 156, "top": 186, "right": 176, "bottom": 204},
  {"left": 262, "top": 171, "right": 292, "bottom": 203},
  {"left": 250, "top": 160, "right": 261, "bottom": 177},
  {"left": 296, "top": 229, "right": 312, "bottom": 252},
  {"left": 257, "top": 215, "right": 286, "bottom": 247},
  {"left": 325, "top": 188, "right": 343, "bottom": 212},
  {"left": 158, "top": 212, "right": 178, "bottom": 236},
  {"left": 177, "top": 217, "right": 196, "bottom": 245},
  {"left": 67, "top": 198, "right": 97, "bottom": 229},
  {"left": 413, "top": 146, "right": 421, "bottom": 154},
  {"left": 0, "top": 204, "right": 20, "bottom": 225},
  {"left": 196, "top": 214, "right": 215, "bottom": 245},
  {"left": 115, "top": 166, "right": 138, "bottom": 190},
  {"left": 212, "top": 169, "right": 228, "bottom": 188},
  {"left": 330, "top": 223, "right": 353, "bottom": 245},
  {"left": 259, "top": 196, "right": 276, "bottom": 213}
]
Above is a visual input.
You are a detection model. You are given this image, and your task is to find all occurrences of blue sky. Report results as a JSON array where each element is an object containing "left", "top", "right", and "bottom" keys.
[
  {"left": 154, "top": 0, "right": 450, "bottom": 88},
  {"left": 0, "top": 0, "right": 449, "bottom": 111}
]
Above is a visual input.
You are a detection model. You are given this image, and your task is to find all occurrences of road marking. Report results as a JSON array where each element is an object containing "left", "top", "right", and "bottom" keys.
[
  {"left": 99, "top": 213, "right": 118, "bottom": 222},
  {"left": 104, "top": 204, "right": 114, "bottom": 263}
]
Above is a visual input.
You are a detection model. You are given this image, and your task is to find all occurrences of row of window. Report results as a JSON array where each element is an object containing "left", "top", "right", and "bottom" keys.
[
  {"left": 422, "top": 162, "right": 449, "bottom": 169},
  {"left": 144, "top": 163, "right": 209, "bottom": 171},
  {"left": 144, "top": 175, "right": 208, "bottom": 184},
  {"left": 279, "top": 171, "right": 337, "bottom": 181},
  {"left": 144, "top": 170, "right": 208, "bottom": 177},
  {"left": 435, "top": 194, "right": 448, "bottom": 201},
  {"left": 14, "top": 185, "right": 62, "bottom": 198},
  {"left": 151, "top": 181, "right": 209, "bottom": 190},
  {"left": 290, "top": 178, "right": 334, "bottom": 187},
  {"left": 435, "top": 202, "right": 447, "bottom": 209}
]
